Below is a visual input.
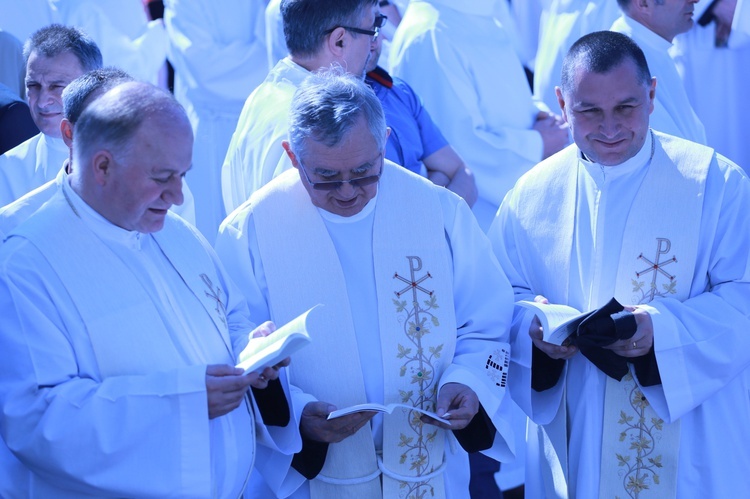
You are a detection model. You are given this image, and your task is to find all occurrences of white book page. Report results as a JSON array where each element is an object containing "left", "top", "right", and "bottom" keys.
[
  {"left": 327, "top": 402, "right": 450, "bottom": 425},
  {"left": 236, "top": 304, "right": 319, "bottom": 374}
]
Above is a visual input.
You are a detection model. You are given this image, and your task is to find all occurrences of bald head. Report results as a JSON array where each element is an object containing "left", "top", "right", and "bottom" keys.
[
  {"left": 71, "top": 81, "right": 193, "bottom": 233},
  {"left": 73, "top": 81, "right": 191, "bottom": 165}
]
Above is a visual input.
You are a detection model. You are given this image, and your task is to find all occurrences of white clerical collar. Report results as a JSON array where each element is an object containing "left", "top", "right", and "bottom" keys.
[
  {"left": 62, "top": 177, "right": 145, "bottom": 250},
  {"left": 579, "top": 129, "right": 655, "bottom": 182},
  {"left": 317, "top": 192, "right": 378, "bottom": 224},
  {"left": 426, "top": 0, "right": 495, "bottom": 16},
  {"left": 622, "top": 14, "right": 674, "bottom": 50}
]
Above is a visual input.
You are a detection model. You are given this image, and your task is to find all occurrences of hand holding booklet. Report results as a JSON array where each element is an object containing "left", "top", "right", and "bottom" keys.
[
  {"left": 327, "top": 403, "right": 451, "bottom": 425},
  {"left": 517, "top": 300, "right": 589, "bottom": 346},
  {"left": 235, "top": 305, "right": 320, "bottom": 374}
]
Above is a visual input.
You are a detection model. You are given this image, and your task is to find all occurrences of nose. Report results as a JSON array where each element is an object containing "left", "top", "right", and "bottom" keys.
[
  {"left": 599, "top": 113, "right": 621, "bottom": 138},
  {"left": 163, "top": 176, "right": 184, "bottom": 206},
  {"left": 337, "top": 179, "right": 358, "bottom": 197}
]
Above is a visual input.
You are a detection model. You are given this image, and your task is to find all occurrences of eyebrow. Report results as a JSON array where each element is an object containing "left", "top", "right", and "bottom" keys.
[
  {"left": 575, "top": 96, "right": 640, "bottom": 108},
  {"left": 312, "top": 157, "right": 379, "bottom": 176}
]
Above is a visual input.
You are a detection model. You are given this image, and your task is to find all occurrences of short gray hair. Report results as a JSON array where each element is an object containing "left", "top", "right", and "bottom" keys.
[
  {"left": 288, "top": 67, "right": 386, "bottom": 160},
  {"left": 281, "top": 0, "right": 378, "bottom": 57},
  {"left": 62, "top": 67, "right": 133, "bottom": 123},
  {"left": 23, "top": 24, "right": 102, "bottom": 71},
  {"left": 73, "top": 81, "right": 188, "bottom": 163}
]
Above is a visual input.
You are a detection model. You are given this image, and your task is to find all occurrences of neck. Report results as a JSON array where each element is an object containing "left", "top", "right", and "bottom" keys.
[{"left": 290, "top": 52, "right": 336, "bottom": 73}]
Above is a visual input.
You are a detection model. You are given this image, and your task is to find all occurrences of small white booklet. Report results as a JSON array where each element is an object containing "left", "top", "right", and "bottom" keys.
[
  {"left": 327, "top": 403, "right": 451, "bottom": 425},
  {"left": 517, "top": 300, "right": 588, "bottom": 346},
  {"left": 236, "top": 305, "right": 319, "bottom": 375}
]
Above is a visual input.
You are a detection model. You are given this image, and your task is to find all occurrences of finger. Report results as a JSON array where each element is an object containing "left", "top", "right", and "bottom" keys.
[
  {"left": 260, "top": 366, "right": 279, "bottom": 381},
  {"left": 272, "top": 356, "right": 291, "bottom": 369},
  {"left": 206, "top": 364, "right": 244, "bottom": 377},
  {"left": 534, "top": 295, "right": 549, "bottom": 304}
]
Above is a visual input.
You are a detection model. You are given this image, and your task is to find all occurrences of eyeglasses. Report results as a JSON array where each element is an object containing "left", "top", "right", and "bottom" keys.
[
  {"left": 325, "top": 14, "right": 388, "bottom": 42},
  {"left": 299, "top": 156, "right": 383, "bottom": 191}
]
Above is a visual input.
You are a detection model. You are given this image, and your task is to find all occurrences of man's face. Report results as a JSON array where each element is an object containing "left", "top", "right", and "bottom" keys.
[
  {"left": 557, "top": 58, "right": 655, "bottom": 166},
  {"left": 25, "top": 51, "right": 85, "bottom": 138},
  {"left": 646, "top": 0, "right": 699, "bottom": 41},
  {"left": 341, "top": 4, "right": 379, "bottom": 77},
  {"left": 99, "top": 116, "right": 192, "bottom": 233},
  {"left": 290, "top": 115, "right": 383, "bottom": 217}
]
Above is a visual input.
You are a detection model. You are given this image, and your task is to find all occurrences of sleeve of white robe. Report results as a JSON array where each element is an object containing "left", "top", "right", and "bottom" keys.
[
  {"left": 487, "top": 190, "right": 567, "bottom": 426},
  {"left": 639, "top": 156, "right": 750, "bottom": 422},
  {"left": 164, "top": 0, "right": 267, "bottom": 103},
  {"left": 436, "top": 194, "right": 516, "bottom": 461},
  {"left": 0, "top": 238, "right": 214, "bottom": 497}
]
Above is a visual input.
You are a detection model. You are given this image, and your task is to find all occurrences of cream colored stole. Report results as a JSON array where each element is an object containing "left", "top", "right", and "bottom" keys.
[
  {"left": 598, "top": 133, "right": 712, "bottom": 498},
  {"left": 251, "top": 164, "right": 456, "bottom": 499},
  {"left": 11, "top": 191, "right": 235, "bottom": 377}
]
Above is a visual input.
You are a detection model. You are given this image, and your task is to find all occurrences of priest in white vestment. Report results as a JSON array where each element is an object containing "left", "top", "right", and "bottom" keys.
[
  {"left": 221, "top": 0, "right": 380, "bottom": 216},
  {"left": 164, "top": 0, "right": 268, "bottom": 241},
  {"left": 0, "top": 81, "right": 300, "bottom": 498},
  {"left": 215, "top": 70, "right": 515, "bottom": 499},
  {"left": 388, "top": 0, "right": 570, "bottom": 232},
  {"left": 0, "top": 25, "right": 101, "bottom": 207},
  {"left": 489, "top": 31, "right": 750, "bottom": 499},
  {"left": 611, "top": 0, "right": 707, "bottom": 144}
]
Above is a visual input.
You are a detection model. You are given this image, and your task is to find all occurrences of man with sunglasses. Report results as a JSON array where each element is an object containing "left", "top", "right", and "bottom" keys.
[
  {"left": 221, "top": 0, "right": 384, "bottom": 216},
  {"left": 216, "top": 69, "right": 516, "bottom": 498}
]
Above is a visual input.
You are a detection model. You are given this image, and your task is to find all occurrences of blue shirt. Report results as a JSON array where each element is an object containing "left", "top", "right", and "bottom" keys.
[{"left": 366, "top": 67, "right": 448, "bottom": 175}]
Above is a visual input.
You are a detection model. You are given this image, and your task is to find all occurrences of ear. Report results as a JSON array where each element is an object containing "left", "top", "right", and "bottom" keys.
[
  {"left": 326, "top": 27, "right": 347, "bottom": 57},
  {"left": 282, "top": 141, "right": 300, "bottom": 169},
  {"left": 60, "top": 118, "right": 74, "bottom": 148},
  {"left": 647, "top": 77, "right": 657, "bottom": 115},
  {"left": 385, "top": 126, "right": 391, "bottom": 141},
  {"left": 91, "top": 150, "right": 114, "bottom": 186},
  {"left": 555, "top": 86, "right": 569, "bottom": 123}
]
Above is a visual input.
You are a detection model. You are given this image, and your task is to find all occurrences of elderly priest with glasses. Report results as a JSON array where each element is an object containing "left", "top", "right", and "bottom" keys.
[{"left": 215, "top": 69, "right": 515, "bottom": 498}]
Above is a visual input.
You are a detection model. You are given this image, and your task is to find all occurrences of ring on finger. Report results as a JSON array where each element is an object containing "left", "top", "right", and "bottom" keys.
[{"left": 632, "top": 341, "right": 637, "bottom": 349}]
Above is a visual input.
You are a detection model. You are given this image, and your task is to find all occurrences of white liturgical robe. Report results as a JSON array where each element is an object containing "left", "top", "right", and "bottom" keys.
[
  {"left": 389, "top": 0, "right": 549, "bottom": 231},
  {"left": 54, "top": 0, "right": 169, "bottom": 85},
  {"left": 221, "top": 57, "right": 309, "bottom": 215},
  {"left": 673, "top": 0, "right": 750, "bottom": 169},
  {"left": 215, "top": 163, "right": 516, "bottom": 498},
  {"left": 0, "top": 133, "right": 68, "bottom": 207},
  {"left": 489, "top": 131, "right": 750, "bottom": 498},
  {"left": 611, "top": 15, "right": 707, "bottom": 144},
  {"left": 165, "top": 0, "right": 268, "bottom": 241},
  {"left": 0, "top": 179, "right": 299, "bottom": 497}
]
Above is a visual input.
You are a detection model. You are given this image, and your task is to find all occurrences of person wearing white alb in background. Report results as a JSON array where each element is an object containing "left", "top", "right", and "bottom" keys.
[
  {"left": 389, "top": 0, "right": 569, "bottom": 233},
  {"left": 164, "top": 0, "right": 268, "bottom": 242},
  {"left": 673, "top": 0, "right": 750, "bottom": 170}
]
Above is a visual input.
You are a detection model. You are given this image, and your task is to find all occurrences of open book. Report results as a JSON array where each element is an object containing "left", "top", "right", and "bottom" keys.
[
  {"left": 327, "top": 403, "right": 451, "bottom": 425},
  {"left": 517, "top": 300, "right": 588, "bottom": 346},
  {"left": 236, "top": 305, "right": 319, "bottom": 374}
]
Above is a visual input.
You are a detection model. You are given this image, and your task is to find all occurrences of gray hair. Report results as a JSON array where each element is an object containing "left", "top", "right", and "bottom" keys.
[
  {"left": 23, "top": 24, "right": 102, "bottom": 71},
  {"left": 560, "top": 31, "right": 651, "bottom": 98},
  {"left": 62, "top": 67, "right": 133, "bottom": 123},
  {"left": 73, "top": 81, "right": 188, "bottom": 164},
  {"left": 281, "top": 0, "right": 377, "bottom": 57},
  {"left": 288, "top": 67, "right": 386, "bottom": 160}
]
